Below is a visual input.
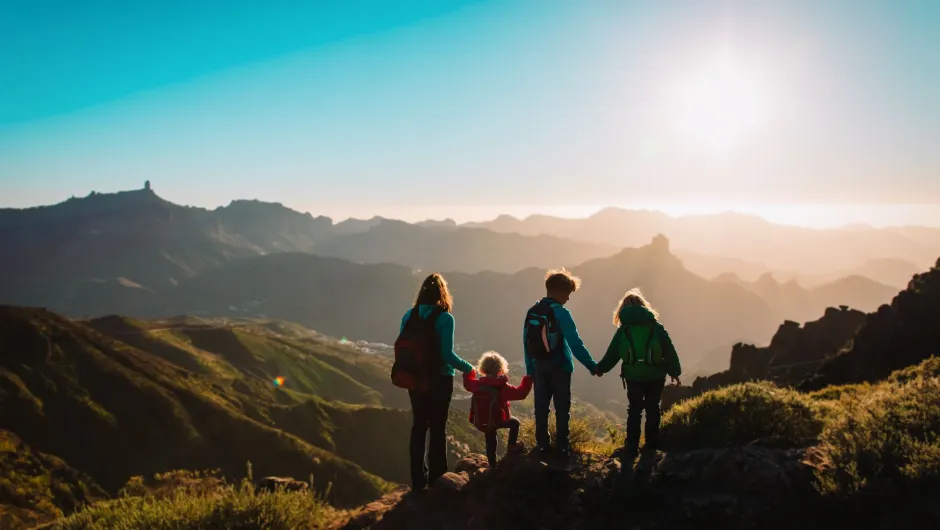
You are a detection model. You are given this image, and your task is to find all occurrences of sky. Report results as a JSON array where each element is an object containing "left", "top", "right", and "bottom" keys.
[{"left": 1, "top": 0, "right": 939, "bottom": 226}]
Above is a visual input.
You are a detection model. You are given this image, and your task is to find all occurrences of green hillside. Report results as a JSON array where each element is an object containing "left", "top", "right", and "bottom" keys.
[
  {"left": 0, "top": 307, "right": 395, "bottom": 509},
  {"left": 0, "top": 430, "right": 105, "bottom": 529}
]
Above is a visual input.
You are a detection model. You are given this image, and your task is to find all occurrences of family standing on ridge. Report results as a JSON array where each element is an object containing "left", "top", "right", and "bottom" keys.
[{"left": 391, "top": 269, "right": 682, "bottom": 494}]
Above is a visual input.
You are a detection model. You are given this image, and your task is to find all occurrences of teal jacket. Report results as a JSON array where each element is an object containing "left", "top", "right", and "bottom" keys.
[
  {"left": 596, "top": 306, "right": 681, "bottom": 382},
  {"left": 523, "top": 298, "right": 598, "bottom": 375},
  {"left": 400, "top": 304, "right": 474, "bottom": 377}
]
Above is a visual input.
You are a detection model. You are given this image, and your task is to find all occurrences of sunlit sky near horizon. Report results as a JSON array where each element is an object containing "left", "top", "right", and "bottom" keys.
[{"left": 2, "top": 0, "right": 939, "bottom": 227}]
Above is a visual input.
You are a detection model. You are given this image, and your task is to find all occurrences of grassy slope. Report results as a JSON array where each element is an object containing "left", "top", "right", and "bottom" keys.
[
  {"left": 0, "top": 307, "right": 389, "bottom": 508},
  {"left": 2, "top": 306, "right": 496, "bottom": 522},
  {"left": 0, "top": 430, "right": 106, "bottom": 529}
]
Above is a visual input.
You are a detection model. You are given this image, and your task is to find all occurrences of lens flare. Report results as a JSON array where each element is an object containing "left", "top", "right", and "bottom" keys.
[{"left": 273, "top": 376, "right": 285, "bottom": 387}]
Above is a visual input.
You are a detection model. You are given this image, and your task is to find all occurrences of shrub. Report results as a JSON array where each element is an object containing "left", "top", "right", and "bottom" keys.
[
  {"left": 661, "top": 382, "right": 824, "bottom": 450},
  {"left": 118, "top": 469, "right": 225, "bottom": 499},
  {"left": 46, "top": 481, "right": 340, "bottom": 529},
  {"left": 517, "top": 411, "right": 614, "bottom": 454},
  {"left": 812, "top": 373, "right": 940, "bottom": 499},
  {"left": 887, "top": 355, "right": 940, "bottom": 383}
]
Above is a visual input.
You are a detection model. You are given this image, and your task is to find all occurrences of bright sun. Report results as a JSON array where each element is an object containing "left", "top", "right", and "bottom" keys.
[{"left": 674, "top": 56, "right": 768, "bottom": 153}]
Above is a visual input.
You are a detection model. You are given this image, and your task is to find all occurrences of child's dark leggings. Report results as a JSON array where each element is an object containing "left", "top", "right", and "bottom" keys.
[{"left": 485, "top": 417, "right": 521, "bottom": 467}]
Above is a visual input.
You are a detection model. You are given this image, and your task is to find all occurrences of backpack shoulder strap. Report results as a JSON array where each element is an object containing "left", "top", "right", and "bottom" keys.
[{"left": 405, "top": 306, "right": 422, "bottom": 327}]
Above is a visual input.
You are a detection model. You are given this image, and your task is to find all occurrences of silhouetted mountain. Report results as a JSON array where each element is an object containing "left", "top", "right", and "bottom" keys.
[
  {"left": 468, "top": 208, "right": 940, "bottom": 274},
  {"left": 680, "top": 251, "right": 922, "bottom": 290},
  {"left": 715, "top": 272, "right": 897, "bottom": 323},
  {"left": 802, "top": 257, "right": 940, "bottom": 389},
  {"left": 415, "top": 219, "right": 458, "bottom": 230},
  {"left": 333, "top": 216, "right": 388, "bottom": 235},
  {"left": 0, "top": 187, "right": 334, "bottom": 310},
  {"left": 213, "top": 199, "right": 333, "bottom": 253},
  {"left": 313, "top": 220, "right": 618, "bottom": 273}
]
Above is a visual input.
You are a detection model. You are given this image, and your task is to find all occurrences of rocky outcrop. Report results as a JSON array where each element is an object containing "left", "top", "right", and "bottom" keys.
[
  {"left": 333, "top": 447, "right": 824, "bottom": 530},
  {"left": 663, "top": 306, "right": 867, "bottom": 409},
  {"left": 802, "top": 258, "right": 940, "bottom": 390}
]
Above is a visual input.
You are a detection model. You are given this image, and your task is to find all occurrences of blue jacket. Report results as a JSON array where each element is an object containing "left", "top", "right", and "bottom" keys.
[
  {"left": 523, "top": 298, "right": 598, "bottom": 375},
  {"left": 400, "top": 304, "right": 474, "bottom": 377}
]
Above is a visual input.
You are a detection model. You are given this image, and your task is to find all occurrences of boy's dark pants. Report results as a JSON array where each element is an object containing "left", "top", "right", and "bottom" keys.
[
  {"left": 485, "top": 417, "right": 521, "bottom": 467},
  {"left": 408, "top": 375, "right": 453, "bottom": 490},
  {"left": 625, "top": 377, "right": 666, "bottom": 452},
  {"left": 534, "top": 363, "right": 572, "bottom": 450}
]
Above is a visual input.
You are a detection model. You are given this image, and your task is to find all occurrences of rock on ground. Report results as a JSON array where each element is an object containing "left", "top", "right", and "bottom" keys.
[{"left": 332, "top": 447, "right": 826, "bottom": 530}]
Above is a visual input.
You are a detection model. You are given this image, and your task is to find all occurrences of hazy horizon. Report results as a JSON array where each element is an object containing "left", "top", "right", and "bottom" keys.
[{"left": 5, "top": 182, "right": 940, "bottom": 230}]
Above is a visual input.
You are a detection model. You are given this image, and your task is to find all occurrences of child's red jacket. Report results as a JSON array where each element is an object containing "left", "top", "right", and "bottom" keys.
[{"left": 463, "top": 372, "right": 533, "bottom": 425}]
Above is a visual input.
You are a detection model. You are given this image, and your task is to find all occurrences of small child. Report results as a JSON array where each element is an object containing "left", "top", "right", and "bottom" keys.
[{"left": 463, "top": 351, "right": 533, "bottom": 468}]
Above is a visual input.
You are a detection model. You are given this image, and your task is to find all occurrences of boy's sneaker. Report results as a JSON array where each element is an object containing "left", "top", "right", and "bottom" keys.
[
  {"left": 537, "top": 445, "right": 552, "bottom": 459},
  {"left": 614, "top": 446, "right": 639, "bottom": 462},
  {"left": 403, "top": 487, "right": 426, "bottom": 508},
  {"left": 507, "top": 442, "right": 527, "bottom": 454}
]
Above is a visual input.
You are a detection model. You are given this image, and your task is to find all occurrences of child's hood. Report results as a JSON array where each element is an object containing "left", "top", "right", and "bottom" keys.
[
  {"left": 478, "top": 374, "right": 510, "bottom": 387},
  {"left": 618, "top": 306, "right": 657, "bottom": 326}
]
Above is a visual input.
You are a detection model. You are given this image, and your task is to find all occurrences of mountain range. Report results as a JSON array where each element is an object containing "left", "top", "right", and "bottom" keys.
[
  {"left": 466, "top": 208, "right": 940, "bottom": 278},
  {"left": 1, "top": 187, "right": 921, "bottom": 394}
]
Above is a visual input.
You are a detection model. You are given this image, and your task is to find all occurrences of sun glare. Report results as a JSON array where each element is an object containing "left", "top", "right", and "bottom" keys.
[{"left": 674, "top": 55, "right": 768, "bottom": 153}]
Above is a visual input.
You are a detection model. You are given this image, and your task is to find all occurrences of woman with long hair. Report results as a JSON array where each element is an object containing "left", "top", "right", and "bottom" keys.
[
  {"left": 594, "top": 288, "right": 682, "bottom": 459},
  {"left": 400, "top": 273, "right": 475, "bottom": 493}
]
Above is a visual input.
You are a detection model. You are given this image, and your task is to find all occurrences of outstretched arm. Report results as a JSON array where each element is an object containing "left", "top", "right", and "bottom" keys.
[
  {"left": 462, "top": 370, "right": 479, "bottom": 393},
  {"left": 554, "top": 306, "right": 598, "bottom": 372},
  {"left": 438, "top": 312, "right": 474, "bottom": 374},
  {"left": 596, "top": 330, "right": 623, "bottom": 375},
  {"left": 501, "top": 375, "right": 533, "bottom": 401}
]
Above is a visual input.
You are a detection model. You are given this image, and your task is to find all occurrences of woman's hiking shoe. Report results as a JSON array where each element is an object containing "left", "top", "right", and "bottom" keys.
[
  {"left": 403, "top": 487, "right": 427, "bottom": 508},
  {"left": 613, "top": 446, "right": 639, "bottom": 462}
]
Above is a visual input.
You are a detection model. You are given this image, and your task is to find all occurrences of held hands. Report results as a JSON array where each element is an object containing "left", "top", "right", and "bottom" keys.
[{"left": 591, "top": 367, "right": 603, "bottom": 377}]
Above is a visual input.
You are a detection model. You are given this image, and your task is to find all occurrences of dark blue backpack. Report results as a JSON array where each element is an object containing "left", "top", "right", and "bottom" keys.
[{"left": 524, "top": 299, "right": 563, "bottom": 361}]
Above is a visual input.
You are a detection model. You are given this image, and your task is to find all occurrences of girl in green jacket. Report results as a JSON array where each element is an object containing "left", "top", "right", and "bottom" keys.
[{"left": 596, "top": 288, "right": 682, "bottom": 456}]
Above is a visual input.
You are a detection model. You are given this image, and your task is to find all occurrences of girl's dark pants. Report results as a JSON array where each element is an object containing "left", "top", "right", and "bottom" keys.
[
  {"left": 485, "top": 417, "right": 521, "bottom": 467},
  {"left": 408, "top": 375, "right": 453, "bottom": 490},
  {"left": 625, "top": 377, "right": 666, "bottom": 451}
]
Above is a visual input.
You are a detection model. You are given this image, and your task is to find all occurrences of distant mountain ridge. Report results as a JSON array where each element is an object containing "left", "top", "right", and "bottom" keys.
[
  {"left": 714, "top": 271, "right": 898, "bottom": 324},
  {"left": 465, "top": 207, "right": 940, "bottom": 275}
]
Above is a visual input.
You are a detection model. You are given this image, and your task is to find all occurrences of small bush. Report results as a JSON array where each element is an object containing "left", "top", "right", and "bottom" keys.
[
  {"left": 887, "top": 355, "right": 940, "bottom": 383},
  {"left": 46, "top": 482, "right": 341, "bottom": 530},
  {"left": 517, "top": 411, "right": 614, "bottom": 454},
  {"left": 812, "top": 373, "right": 940, "bottom": 498},
  {"left": 661, "top": 382, "right": 824, "bottom": 450},
  {"left": 118, "top": 469, "right": 225, "bottom": 499}
]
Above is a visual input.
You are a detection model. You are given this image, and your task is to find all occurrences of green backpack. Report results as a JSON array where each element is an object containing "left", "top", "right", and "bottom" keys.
[{"left": 618, "top": 323, "right": 665, "bottom": 366}]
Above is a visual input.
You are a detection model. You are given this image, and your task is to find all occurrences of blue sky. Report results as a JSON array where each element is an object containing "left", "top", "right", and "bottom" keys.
[{"left": 1, "top": 0, "right": 939, "bottom": 225}]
